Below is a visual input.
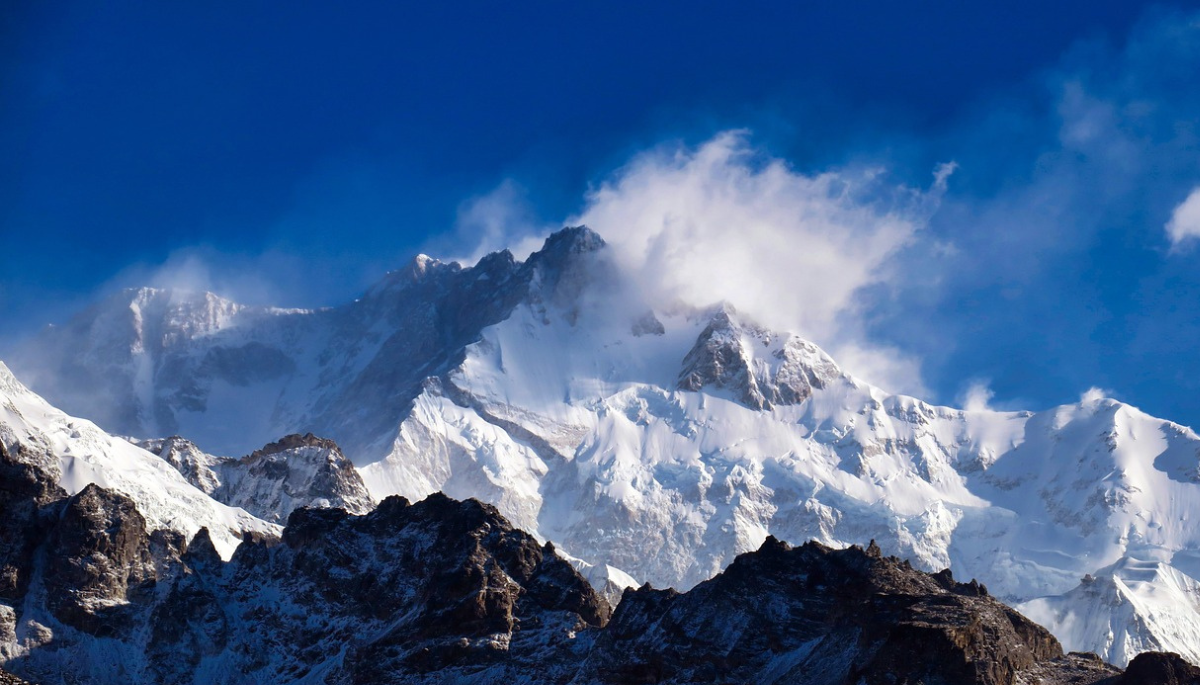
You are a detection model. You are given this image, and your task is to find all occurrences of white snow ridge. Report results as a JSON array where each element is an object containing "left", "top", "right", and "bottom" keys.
[
  {"left": 11, "top": 226, "right": 1200, "bottom": 667},
  {"left": 0, "top": 362, "right": 276, "bottom": 558}
]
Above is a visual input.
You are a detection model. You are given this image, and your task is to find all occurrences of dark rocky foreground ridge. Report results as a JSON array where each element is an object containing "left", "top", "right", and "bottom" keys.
[{"left": 0, "top": 444, "right": 1196, "bottom": 684}]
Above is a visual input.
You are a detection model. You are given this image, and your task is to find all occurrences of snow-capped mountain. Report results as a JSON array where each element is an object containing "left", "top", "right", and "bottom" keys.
[
  {"left": 0, "top": 362, "right": 274, "bottom": 558},
  {"left": 134, "top": 433, "right": 374, "bottom": 523},
  {"left": 13, "top": 226, "right": 1200, "bottom": 666},
  {"left": 1019, "top": 556, "right": 1200, "bottom": 667}
]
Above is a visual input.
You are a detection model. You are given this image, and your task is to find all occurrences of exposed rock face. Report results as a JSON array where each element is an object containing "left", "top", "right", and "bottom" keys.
[
  {"left": 0, "top": 472, "right": 608, "bottom": 684},
  {"left": 276, "top": 493, "right": 610, "bottom": 684},
  {"left": 0, "top": 442, "right": 64, "bottom": 604},
  {"left": 677, "top": 305, "right": 841, "bottom": 410},
  {"left": 0, "top": 474, "right": 1190, "bottom": 685},
  {"left": 135, "top": 435, "right": 222, "bottom": 493},
  {"left": 582, "top": 538, "right": 1082, "bottom": 685},
  {"left": 43, "top": 484, "right": 157, "bottom": 637},
  {"left": 218, "top": 433, "right": 374, "bottom": 522},
  {"left": 137, "top": 433, "right": 374, "bottom": 523}
]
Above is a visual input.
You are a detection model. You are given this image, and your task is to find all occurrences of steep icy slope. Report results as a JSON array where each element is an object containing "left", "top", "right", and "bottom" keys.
[
  {"left": 1019, "top": 556, "right": 1200, "bottom": 667},
  {"left": 0, "top": 362, "right": 274, "bottom": 557},
  {"left": 14, "top": 226, "right": 1200, "bottom": 666}
]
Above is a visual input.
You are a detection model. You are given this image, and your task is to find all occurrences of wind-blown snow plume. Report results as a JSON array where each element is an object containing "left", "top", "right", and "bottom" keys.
[
  {"left": 959, "top": 379, "right": 995, "bottom": 412},
  {"left": 446, "top": 180, "right": 552, "bottom": 264},
  {"left": 573, "top": 132, "right": 936, "bottom": 335},
  {"left": 444, "top": 132, "right": 948, "bottom": 394},
  {"left": 556, "top": 132, "right": 946, "bottom": 393}
]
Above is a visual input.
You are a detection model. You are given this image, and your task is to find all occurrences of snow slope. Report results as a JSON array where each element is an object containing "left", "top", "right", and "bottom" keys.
[
  {"left": 366, "top": 291, "right": 1200, "bottom": 598},
  {"left": 0, "top": 362, "right": 276, "bottom": 557},
  {"left": 1020, "top": 556, "right": 1200, "bottom": 667}
]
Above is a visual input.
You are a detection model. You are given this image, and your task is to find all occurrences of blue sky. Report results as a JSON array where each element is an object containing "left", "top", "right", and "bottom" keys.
[{"left": 6, "top": 2, "right": 1200, "bottom": 425}]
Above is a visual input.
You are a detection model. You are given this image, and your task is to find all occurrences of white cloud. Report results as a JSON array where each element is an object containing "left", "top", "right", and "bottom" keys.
[
  {"left": 958, "top": 380, "right": 995, "bottom": 412},
  {"left": 831, "top": 342, "right": 930, "bottom": 398},
  {"left": 420, "top": 132, "right": 947, "bottom": 395},
  {"left": 1080, "top": 386, "right": 1110, "bottom": 404},
  {"left": 566, "top": 130, "right": 946, "bottom": 395},
  {"left": 1166, "top": 186, "right": 1200, "bottom": 248},
  {"left": 444, "top": 180, "right": 550, "bottom": 264},
  {"left": 574, "top": 132, "right": 919, "bottom": 338}
]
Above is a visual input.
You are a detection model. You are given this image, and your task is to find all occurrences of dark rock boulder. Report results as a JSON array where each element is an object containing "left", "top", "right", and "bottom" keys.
[
  {"left": 1120, "top": 651, "right": 1200, "bottom": 685},
  {"left": 43, "top": 484, "right": 157, "bottom": 636}
]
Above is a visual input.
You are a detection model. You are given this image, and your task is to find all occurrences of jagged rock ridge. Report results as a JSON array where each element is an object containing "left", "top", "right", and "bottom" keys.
[
  {"left": 0, "top": 444, "right": 608, "bottom": 684},
  {"left": 0, "top": 449, "right": 1189, "bottom": 685}
]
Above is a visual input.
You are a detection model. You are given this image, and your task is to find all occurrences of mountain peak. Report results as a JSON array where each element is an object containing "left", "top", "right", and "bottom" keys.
[
  {"left": 405, "top": 252, "right": 443, "bottom": 280},
  {"left": 520, "top": 226, "right": 612, "bottom": 316},
  {"left": 246, "top": 432, "right": 343, "bottom": 459},
  {"left": 677, "top": 305, "right": 842, "bottom": 410},
  {"left": 0, "top": 361, "right": 29, "bottom": 398},
  {"left": 539, "top": 225, "right": 606, "bottom": 256}
]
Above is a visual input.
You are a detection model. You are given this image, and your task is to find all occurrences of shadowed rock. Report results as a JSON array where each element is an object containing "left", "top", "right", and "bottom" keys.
[{"left": 0, "top": 479, "right": 1192, "bottom": 684}]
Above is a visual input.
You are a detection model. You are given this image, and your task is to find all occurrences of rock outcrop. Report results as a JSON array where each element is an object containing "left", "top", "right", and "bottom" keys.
[
  {"left": 1119, "top": 651, "right": 1200, "bottom": 685},
  {"left": 138, "top": 433, "right": 374, "bottom": 523},
  {"left": 580, "top": 538, "right": 1104, "bottom": 685},
  {"left": 0, "top": 465, "right": 608, "bottom": 684},
  {"left": 678, "top": 305, "right": 840, "bottom": 410}
]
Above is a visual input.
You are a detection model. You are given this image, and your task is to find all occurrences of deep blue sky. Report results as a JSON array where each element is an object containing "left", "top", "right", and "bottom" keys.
[{"left": 7, "top": 1, "right": 1200, "bottom": 425}]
